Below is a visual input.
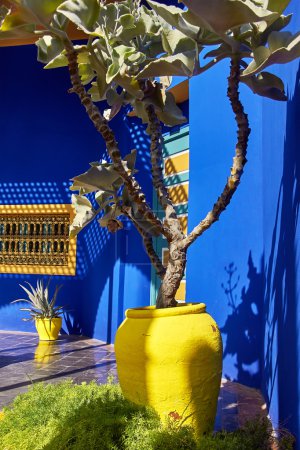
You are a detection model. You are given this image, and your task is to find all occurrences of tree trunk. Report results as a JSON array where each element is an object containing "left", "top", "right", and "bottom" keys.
[{"left": 156, "top": 242, "right": 187, "bottom": 308}]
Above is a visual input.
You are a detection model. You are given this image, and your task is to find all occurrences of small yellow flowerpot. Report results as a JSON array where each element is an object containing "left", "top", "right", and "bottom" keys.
[
  {"left": 115, "top": 303, "right": 222, "bottom": 435},
  {"left": 35, "top": 317, "right": 62, "bottom": 341}
]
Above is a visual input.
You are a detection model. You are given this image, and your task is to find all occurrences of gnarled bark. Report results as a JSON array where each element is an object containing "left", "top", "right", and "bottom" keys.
[
  {"left": 156, "top": 242, "right": 187, "bottom": 308},
  {"left": 146, "top": 104, "right": 184, "bottom": 241}
]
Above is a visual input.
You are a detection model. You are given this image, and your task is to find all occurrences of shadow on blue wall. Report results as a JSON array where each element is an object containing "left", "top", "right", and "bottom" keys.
[
  {"left": 262, "top": 65, "right": 300, "bottom": 440},
  {"left": 220, "top": 67, "right": 300, "bottom": 440},
  {"left": 221, "top": 253, "right": 264, "bottom": 388}
]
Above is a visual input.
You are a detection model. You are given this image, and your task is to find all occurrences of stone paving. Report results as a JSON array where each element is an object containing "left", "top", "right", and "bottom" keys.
[{"left": 0, "top": 331, "right": 267, "bottom": 431}]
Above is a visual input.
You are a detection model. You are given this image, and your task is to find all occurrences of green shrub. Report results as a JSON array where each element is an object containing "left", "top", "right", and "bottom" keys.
[{"left": 0, "top": 381, "right": 294, "bottom": 450}]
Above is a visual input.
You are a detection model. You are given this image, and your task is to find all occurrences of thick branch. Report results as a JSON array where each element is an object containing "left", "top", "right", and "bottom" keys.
[
  {"left": 183, "top": 59, "right": 251, "bottom": 249},
  {"left": 63, "top": 39, "right": 165, "bottom": 237},
  {"left": 156, "top": 242, "right": 187, "bottom": 308},
  {"left": 146, "top": 104, "right": 185, "bottom": 241}
]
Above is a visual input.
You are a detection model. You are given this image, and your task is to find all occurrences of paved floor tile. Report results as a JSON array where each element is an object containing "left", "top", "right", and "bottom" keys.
[{"left": 0, "top": 331, "right": 267, "bottom": 432}]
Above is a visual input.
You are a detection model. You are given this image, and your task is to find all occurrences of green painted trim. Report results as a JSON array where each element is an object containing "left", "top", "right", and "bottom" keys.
[
  {"left": 164, "top": 171, "right": 189, "bottom": 186},
  {"left": 163, "top": 125, "right": 189, "bottom": 143},
  {"left": 163, "top": 126, "right": 189, "bottom": 157},
  {"left": 163, "top": 139, "right": 189, "bottom": 157},
  {"left": 155, "top": 203, "right": 188, "bottom": 220},
  {"left": 175, "top": 203, "right": 188, "bottom": 215}
]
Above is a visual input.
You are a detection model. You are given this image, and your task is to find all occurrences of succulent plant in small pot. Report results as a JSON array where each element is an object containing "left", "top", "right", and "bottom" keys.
[{"left": 12, "top": 279, "right": 63, "bottom": 341}]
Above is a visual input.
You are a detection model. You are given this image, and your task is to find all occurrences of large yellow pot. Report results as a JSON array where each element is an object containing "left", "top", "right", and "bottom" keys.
[
  {"left": 35, "top": 318, "right": 62, "bottom": 341},
  {"left": 115, "top": 303, "right": 222, "bottom": 435}
]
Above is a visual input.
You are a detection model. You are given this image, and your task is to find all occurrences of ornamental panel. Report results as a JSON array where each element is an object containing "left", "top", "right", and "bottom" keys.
[{"left": 0, "top": 205, "right": 76, "bottom": 275}]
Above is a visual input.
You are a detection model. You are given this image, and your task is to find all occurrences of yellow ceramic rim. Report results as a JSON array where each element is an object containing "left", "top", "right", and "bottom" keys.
[
  {"left": 125, "top": 303, "right": 206, "bottom": 319},
  {"left": 35, "top": 318, "right": 62, "bottom": 322}
]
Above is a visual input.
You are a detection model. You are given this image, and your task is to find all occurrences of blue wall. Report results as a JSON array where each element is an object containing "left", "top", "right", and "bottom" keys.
[
  {"left": 186, "top": 1, "right": 300, "bottom": 443},
  {"left": 261, "top": 0, "right": 300, "bottom": 442},
  {"left": 0, "top": 44, "right": 152, "bottom": 342}
]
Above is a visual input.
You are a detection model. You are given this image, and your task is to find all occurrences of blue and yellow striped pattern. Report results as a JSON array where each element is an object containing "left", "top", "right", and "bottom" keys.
[{"left": 150, "top": 126, "right": 189, "bottom": 304}]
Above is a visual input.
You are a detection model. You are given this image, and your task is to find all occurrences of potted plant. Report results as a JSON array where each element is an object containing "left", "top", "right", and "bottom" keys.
[
  {"left": 1, "top": 0, "right": 299, "bottom": 434},
  {"left": 12, "top": 279, "right": 63, "bottom": 341}
]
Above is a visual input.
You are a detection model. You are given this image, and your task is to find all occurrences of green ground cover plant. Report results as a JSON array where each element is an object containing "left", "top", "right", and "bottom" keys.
[{"left": 0, "top": 380, "right": 294, "bottom": 450}]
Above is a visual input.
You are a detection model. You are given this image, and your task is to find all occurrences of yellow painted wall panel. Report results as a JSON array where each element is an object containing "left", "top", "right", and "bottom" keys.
[
  {"left": 179, "top": 215, "right": 188, "bottom": 235},
  {"left": 175, "top": 281, "right": 186, "bottom": 301},
  {"left": 164, "top": 152, "right": 189, "bottom": 176},
  {"left": 167, "top": 183, "right": 189, "bottom": 205}
]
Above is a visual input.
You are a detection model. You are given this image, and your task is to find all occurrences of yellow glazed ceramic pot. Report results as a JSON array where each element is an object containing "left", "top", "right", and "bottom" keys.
[
  {"left": 35, "top": 317, "right": 62, "bottom": 341},
  {"left": 115, "top": 303, "right": 222, "bottom": 435}
]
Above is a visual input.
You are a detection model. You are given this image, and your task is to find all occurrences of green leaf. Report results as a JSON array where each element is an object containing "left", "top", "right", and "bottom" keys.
[
  {"left": 162, "top": 28, "right": 197, "bottom": 55},
  {"left": 116, "top": 17, "right": 146, "bottom": 41},
  {"left": 70, "top": 194, "right": 96, "bottom": 237},
  {"left": 114, "top": 74, "right": 144, "bottom": 99},
  {"left": 133, "top": 100, "right": 149, "bottom": 124},
  {"left": 120, "top": 13, "right": 135, "bottom": 30},
  {"left": 142, "top": 83, "right": 166, "bottom": 110},
  {"left": 116, "top": 6, "right": 161, "bottom": 42},
  {"left": 242, "top": 71, "right": 287, "bottom": 100},
  {"left": 126, "top": 52, "right": 146, "bottom": 65},
  {"left": 106, "top": 62, "right": 120, "bottom": 84},
  {"left": 256, "top": 14, "right": 292, "bottom": 47},
  {"left": 204, "top": 43, "right": 233, "bottom": 59},
  {"left": 156, "top": 91, "right": 187, "bottom": 127},
  {"left": 106, "top": 88, "right": 122, "bottom": 106},
  {"left": 71, "top": 164, "right": 121, "bottom": 192},
  {"left": 97, "top": 2, "right": 130, "bottom": 34},
  {"left": 114, "top": 44, "right": 136, "bottom": 64},
  {"left": 123, "top": 149, "right": 137, "bottom": 171},
  {"left": 78, "top": 62, "right": 95, "bottom": 85},
  {"left": 147, "top": 0, "right": 220, "bottom": 43},
  {"left": 99, "top": 205, "right": 123, "bottom": 227},
  {"left": 0, "top": 11, "right": 35, "bottom": 39},
  {"left": 57, "top": 0, "right": 100, "bottom": 33},
  {"left": 267, "top": 0, "right": 291, "bottom": 13},
  {"left": 103, "top": 104, "right": 122, "bottom": 121},
  {"left": 87, "top": 81, "right": 104, "bottom": 102},
  {"left": 52, "top": 11, "right": 69, "bottom": 30},
  {"left": 147, "top": 1, "right": 183, "bottom": 27},
  {"left": 180, "top": 0, "right": 278, "bottom": 34},
  {"left": 160, "top": 76, "right": 172, "bottom": 89},
  {"left": 147, "top": 0, "right": 199, "bottom": 40},
  {"left": 0, "top": 5, "right": 10, "bottom": 28},
  {"left": 36, "top": 35, "right": 64, "bottom": 64},
  {"left": 242, "top": 31, "right": 300, "bottom": 77},
  {"left": 137, "top": 52, "right": 196, "bottom": 78},
  {"left": 95, "top": 190, "right": 114, "bottom": 209},
  {"left": 44, "top": 52, "right": 68, "bottom": 69},
  {"left": 19, "top": 0, "right": 63, "bottom": 22},
  {"left": 105, "top": 45, "right": 136, "bottom": 84},
  {"left": 44, "top": 45, "right": 89, "bottom": 69}
]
